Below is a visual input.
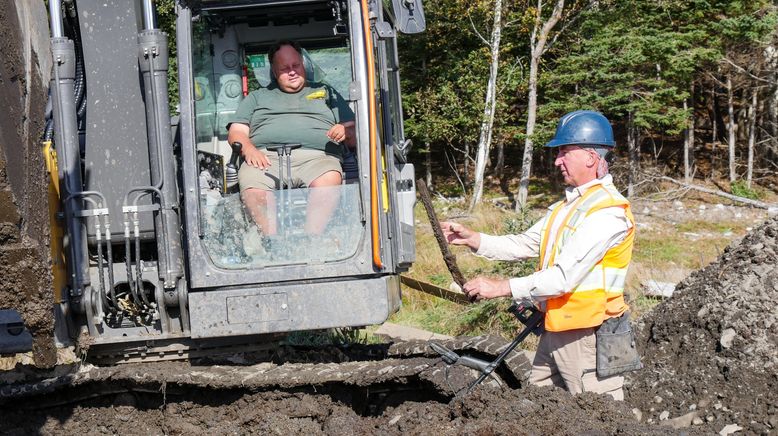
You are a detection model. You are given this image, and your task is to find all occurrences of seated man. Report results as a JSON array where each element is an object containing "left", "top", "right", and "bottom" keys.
[{"left": 227, "top": 40, "right": 355, "bottom": 236}]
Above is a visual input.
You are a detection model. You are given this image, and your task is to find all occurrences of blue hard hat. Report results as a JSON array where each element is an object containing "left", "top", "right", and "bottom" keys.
[{"left": 545, "top": 110, "right": 616, "bottom": 148}]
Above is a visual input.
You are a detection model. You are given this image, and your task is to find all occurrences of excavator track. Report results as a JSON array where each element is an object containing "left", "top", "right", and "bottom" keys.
[{"left": 0, "top": 335, "right": 532, "bottom": 406}]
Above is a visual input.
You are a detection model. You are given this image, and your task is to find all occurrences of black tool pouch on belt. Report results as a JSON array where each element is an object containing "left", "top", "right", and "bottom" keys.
[{"left": 595, "top": 312, "right": 643, "bottom": 377}]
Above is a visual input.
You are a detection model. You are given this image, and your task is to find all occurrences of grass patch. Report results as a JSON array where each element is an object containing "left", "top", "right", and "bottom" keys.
[
  {"left": 629, "top": 295, "right": 664, "bottom": 317},
  {"left": 675, "top": 219, "right": 745, "bottom": 234},
  {"left": 394, "top": 187, "right": 753, "bottom": 343},
  {"left": 633, "top": 237, "right": 682, "bottom": 264},
  {"left": 395, "top": 198, "right": 544, "bottom": 341},
  {"left": 730, "top": 180, "right": 761, "bottom": 200},
  {"left": 285, "top": 328, "right": 380, "bottom": 346},
  {"left": 635, "top": 218, "right": 743, "bottom": 270}
]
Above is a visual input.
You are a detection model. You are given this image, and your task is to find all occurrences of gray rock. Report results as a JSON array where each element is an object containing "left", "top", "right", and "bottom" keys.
[
  {"left": 719, "top": 423, "right": 743, "bottom": 435},
  {"left": 720, "top": 328, "right": 736, "bottom": 349}
]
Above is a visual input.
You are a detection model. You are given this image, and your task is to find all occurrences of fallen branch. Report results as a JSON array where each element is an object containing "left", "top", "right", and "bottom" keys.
[
  {"left": 416, "top": 179, "right": 468, "bottom": 288},
  {"left": 659, "top": 176, "right": 776, "bottom": 209}
]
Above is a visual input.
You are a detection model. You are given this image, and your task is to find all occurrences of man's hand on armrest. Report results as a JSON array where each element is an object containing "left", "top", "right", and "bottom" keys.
[
  {"left": 342, "top": 121, "right": 356, "bottom": 149},
  {"left": 326, "top": 123, "right": 348, "bottom": 144}
]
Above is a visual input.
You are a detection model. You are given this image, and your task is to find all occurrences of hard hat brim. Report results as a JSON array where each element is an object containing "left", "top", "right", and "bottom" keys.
[{"left": 544, "top": 139, "right": 616, "bottom": 148}]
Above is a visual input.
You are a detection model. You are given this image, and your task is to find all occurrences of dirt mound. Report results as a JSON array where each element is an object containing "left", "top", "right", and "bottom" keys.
[
  {"left": 628, "top": 215, "right": 778, "bottom": 433},
  {"left": 2, "top": 384, "right": 679, "bottom": 435}
]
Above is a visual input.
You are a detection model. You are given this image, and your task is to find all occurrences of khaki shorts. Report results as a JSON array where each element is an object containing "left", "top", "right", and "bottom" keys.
[
  {"left": 238, "top": 148, "right": 343, "bottom": 192},
  {"left": 528, "top": 327, "right": 625, "bottom": 401}
]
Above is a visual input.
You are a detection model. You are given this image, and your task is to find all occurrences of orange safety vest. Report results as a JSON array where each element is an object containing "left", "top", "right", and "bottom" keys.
[{"left": 537, "top": 183, "right": 634, "bottom": 332}]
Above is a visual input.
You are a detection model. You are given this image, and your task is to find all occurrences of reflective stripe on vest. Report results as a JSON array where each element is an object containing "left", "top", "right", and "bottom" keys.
[{"left": 538, "top": 183, "right": 634, "bottom": 332}]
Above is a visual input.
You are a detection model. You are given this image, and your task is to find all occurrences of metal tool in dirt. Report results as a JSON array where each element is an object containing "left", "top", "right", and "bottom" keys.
[
  {"left": 430, "top": 300, "right": 544, "bottom": 394},
  {"left": 399, "top": 275, "right": 472, "bottom": 305},
  {"left": 266, "top": 143, "right": 303, "bottom": 238}
]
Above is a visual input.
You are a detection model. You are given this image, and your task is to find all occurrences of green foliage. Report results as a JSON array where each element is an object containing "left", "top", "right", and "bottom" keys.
[
  {"left": 285, "top": 328, "right": 376, "bottom": 346},
  {"left": 401, "top": 0, "right": 530, "bottom": 175},
  {"left": 634, "top": 237, "right": 682, "bottom": 263},
  {"left": 730, "top": 180, "right": 761, "bottom": 200},
  {"left": 427, "top": 272, "right": 451, "bottom": 286},
  {"left": 502, "top": 211, "right": 533, "bottom": 234},
  {"left": 155, "top": 0, "right": 179, "bottom": 113},
  {"left": 533, "top": 0, "right": 776, "bottom": 148},
  {"left": 455, "top": 298, "right": 519, "bottom": 336}
]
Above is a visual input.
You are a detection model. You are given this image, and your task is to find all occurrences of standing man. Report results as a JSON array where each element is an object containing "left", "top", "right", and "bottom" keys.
[
  {"left": 227, "top": 40, "right": 355, "bottom": 236},
  {"left": 442, "top": 110, "right": 641, "bottom": 400}
]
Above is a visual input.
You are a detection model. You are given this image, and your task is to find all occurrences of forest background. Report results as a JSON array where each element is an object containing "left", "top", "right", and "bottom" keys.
[
  {"left": 157, "top": 0, "right": 778, "bottom": 208},
  {"left": 154, "top": 0, "right": 778, "bottom": 336},
  {"left": 399, "top": 0, "right": 778, "bottom": 209}
]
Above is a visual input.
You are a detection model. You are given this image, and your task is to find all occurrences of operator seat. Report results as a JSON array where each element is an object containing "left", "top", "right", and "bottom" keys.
[{"left": 264, "top": 48, "right": 358, "bottom": 182}]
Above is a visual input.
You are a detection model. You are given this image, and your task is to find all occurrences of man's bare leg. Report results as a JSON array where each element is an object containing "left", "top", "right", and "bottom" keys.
[
  {"left": 241, "top": 188, "right": 277, "bottom": 235},
  {"left": 305, "top": 170, "right": 342, "bottom": 235}
]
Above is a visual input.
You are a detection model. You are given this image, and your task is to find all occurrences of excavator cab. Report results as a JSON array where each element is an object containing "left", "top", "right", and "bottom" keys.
[{"left": 30, "top": 0, "right": 425, "bottom": 361}]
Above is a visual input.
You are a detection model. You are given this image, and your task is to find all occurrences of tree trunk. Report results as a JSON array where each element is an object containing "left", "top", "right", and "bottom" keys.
[
  {"left": 496, "top": 141, "right": 505, "bottom": 178},
  {"left": 464, "top": 142, "right": 470, "bottom": 181},
  {"left": 425, "top": 141, "right": 432, "bottom": 190},
  {"left": 771, "top": 75, "right": 778, "bottom": 161},
  {"left": 627, "top": 113, "right": 638, "bottom": 197},
  {"left": 727, "top": 75, "right": 736, "bottom": 182},
  {"left": 515, "top": 0, "right": 565, "bottom": 212},
  {"left": 765, "top": 45, "right": 778, "bottom": 162},
  {"left": 683, "top": 82, "right": 695, "bottom": 183},
  {"left": 747, "top": 87, "right": 757, "bottom": 188},
  {"left": 711, "top": 81, "right": 721, "bottom": 179},
  {"left": 660, "top": 176, "right": 776, "bottom": 209},
  {"left": 711, "top": 84, "right": 718, "bottom": 146},
  {"left": 470, "top": 0, "right": 503, "bottom": 211}
]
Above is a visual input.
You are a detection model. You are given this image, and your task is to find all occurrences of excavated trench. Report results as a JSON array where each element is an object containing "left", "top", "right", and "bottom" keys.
[
  {"left": 4, "top": 212, "right": 778, "bottom": 434},
  {"left": 1, "top": 365, "right": 670, "bottom": 435}
]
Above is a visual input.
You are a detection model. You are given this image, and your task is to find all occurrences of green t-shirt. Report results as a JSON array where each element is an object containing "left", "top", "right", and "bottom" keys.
[{"left": 229, "top": 82, "right": 354, "bottom": 157}]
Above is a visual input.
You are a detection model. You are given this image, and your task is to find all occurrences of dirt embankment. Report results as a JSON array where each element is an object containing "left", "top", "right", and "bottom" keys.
[
  {"left": 1, "top": 380, "right": 678, "bottom": 435},
  {"left": 628, "top": 214, "right": 778, "bottom": 433},
  {"left": 0, "top": 0, "right": 56, "bottom": 367}
]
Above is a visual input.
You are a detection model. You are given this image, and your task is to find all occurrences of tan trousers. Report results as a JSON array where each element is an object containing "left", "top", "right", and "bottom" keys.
[{"left": 529, "top": 327, "right": 624, "bottom": 401}]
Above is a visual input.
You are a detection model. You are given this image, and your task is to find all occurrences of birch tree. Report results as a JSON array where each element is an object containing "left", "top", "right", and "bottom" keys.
[
  {"left": 683, "top": 82, "right": 695, "bottom": 182},
  {"left": 470, "top": 0, "right": 504, "bottom": 210},
  {"left": 516, "top": 0, "right": 565, "bottom": 211},
  {"left": 627, "top": 113, "right": 639, "bottom": 197},
  {"left": 747, "top": 86, "right": 757, "bottom": 188},
  {"left": 726, "top": 74, "right": 737, "bottom": 182}
]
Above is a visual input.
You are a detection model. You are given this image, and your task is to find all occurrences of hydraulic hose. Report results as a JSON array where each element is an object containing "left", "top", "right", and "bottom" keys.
[
  {"left": 122, "top": 186, "right": 163, "bottom": 310},
  {"left": 123, "top": 229, "right": 140, "bottom": 306},
  {"left": 43, "top": 118, "right": 55, "bottom": 142},
  {"left": 104, "top": 215, "right": 117, "bottom": 310}
]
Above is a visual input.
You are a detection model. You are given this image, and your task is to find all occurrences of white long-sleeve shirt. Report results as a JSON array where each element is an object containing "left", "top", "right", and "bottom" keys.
[{"left": 475, "top": 175, "right": 632, "bottom": 303}]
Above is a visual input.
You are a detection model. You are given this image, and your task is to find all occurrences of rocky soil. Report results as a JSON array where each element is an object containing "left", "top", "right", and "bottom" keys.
[
  {"left": 627, "top": 214, "right": 778, "bottom": 434},
  {"left": 2, "top": 381, "right": 684, "bottom": 435}
]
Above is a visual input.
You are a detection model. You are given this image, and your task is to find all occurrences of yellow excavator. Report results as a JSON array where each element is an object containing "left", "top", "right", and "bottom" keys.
[
  {"left": 0, "top": 0, "right": 425, "bottom": 364},
  {"left": 1, "top": 2, "right": 538, "bottom": 409}
]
